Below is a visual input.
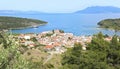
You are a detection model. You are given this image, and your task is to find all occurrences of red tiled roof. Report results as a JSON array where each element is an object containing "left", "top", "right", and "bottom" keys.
[
  {"left": 29, "top": 44, "right": 36, "bottom": 46},
  {"left": 45, "top": 45, "right": 54, "bottom": 49},
  {"left": 53, "top": 43, "right": 60, "bottom": 46}
]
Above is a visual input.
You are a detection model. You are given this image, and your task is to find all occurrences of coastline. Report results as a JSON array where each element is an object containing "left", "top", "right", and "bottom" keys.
[
  {"left": 97, "top": 26, "right": 120, "bottom": 32},
  {"left": 9, "top": 23, "right": 47, "bottom": 30}
]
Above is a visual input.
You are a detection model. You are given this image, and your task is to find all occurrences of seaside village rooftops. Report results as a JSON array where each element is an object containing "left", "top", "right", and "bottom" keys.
[{"left": 16, "top": 30, "right": 112, "bottom": 54}]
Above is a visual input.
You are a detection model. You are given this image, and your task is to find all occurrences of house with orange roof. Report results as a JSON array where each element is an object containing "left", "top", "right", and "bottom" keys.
[{"left": 44, "top": 45, "right": 54, "bottom": 51}]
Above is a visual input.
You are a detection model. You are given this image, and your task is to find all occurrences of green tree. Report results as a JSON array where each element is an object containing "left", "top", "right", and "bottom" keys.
[
  {"left": 61, "top": 33, "right": 120, "bottom": 69},
  {"left": 88, "top": 32, "right": 110, "bottom": 52},
  {"left": 0, "top": 33, "right": 30, "bottom": 69},
  {"left": 61, "top": 43, "right": 82, "bottom": 68},
  {"left": 107, "top": 35, "right": 120, "bottom": 69}
]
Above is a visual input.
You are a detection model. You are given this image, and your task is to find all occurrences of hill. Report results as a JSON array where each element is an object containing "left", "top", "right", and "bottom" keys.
[
  {"left": 76, "top": 6, "right": 120, "bottom": 14},
  {"left": 0, "top": 16, "right": 47, "bottom": 29},
  {"left": 98, "top": 18, "right": 120, "bottom": 31}
]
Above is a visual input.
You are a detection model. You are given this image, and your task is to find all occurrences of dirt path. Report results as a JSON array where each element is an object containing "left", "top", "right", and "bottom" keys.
[{"left": 43, "top": 54, "right": 53, "bottom": 65}]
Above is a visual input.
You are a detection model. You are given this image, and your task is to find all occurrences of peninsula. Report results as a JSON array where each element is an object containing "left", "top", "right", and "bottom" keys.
[
  {"left": 0, "top": 16, "right": 47, "bottom": 30},
  {"left": 98, "top": 18, "right": 120, "bottom": 31}
]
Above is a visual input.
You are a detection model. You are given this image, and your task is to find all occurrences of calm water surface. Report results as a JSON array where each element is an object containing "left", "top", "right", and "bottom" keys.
[{"left": 2, "top": 13, "right": 120, "bottom": 36}]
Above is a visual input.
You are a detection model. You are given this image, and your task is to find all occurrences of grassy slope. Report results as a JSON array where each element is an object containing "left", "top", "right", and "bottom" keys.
[
  {"left": 0, "top": 16, "right": 47, "bottom": 29},
  {"left": 22, "top": 47, "right": 62, "bottom": 69}
]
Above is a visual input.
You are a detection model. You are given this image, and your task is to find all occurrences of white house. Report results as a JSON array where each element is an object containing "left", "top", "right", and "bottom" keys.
[{"left": 24, "top": 36, "right": 30, "bottom": 40}]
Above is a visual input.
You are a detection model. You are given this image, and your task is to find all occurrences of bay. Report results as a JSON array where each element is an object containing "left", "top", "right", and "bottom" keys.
[{"left": 2, "top": 13, "right": 120, "bottom": 36}]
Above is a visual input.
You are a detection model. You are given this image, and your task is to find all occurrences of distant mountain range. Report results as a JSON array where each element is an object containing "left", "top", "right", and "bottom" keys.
[
  {"left": 1, "top": 6, "right": 120, "bottom": 14},
  {"left": 76, "top": 6, "right": 120, "bottom": 14},
  {"left": 0, "top": 10, "right": 46, "bottom": 15}
]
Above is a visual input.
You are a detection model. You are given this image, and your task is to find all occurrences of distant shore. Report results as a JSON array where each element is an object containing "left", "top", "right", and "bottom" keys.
[
  {"left": 0, "top": 16, "right": 47, "bottom": 30},
  {"left": 10, "top": 23, "right": 47, "bottom": 30}
]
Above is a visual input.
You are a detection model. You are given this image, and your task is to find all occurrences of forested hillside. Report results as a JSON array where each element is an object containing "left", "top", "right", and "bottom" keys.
[
  {"left": 98, "top": 18, "right": 120, "bottom": 31},
  {"left": 0, "top": 16, "right": 47, "bottom": 29}
]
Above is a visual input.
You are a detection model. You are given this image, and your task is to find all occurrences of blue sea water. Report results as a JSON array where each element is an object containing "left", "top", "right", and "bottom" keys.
[{"left": 1, "top": 13, "right": 120, "bottom": 36}]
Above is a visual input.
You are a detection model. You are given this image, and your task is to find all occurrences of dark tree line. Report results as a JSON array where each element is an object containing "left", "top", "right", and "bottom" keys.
[
  {"left": 61, "top": 32, "right": 120, "bottom": 69},
  {"left": 0, "top": 16, "right": 47, "bottom": 29}
]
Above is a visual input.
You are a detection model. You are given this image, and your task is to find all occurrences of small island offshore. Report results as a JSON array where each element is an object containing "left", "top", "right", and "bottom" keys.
[{"left": 0, "top": 16, "right": 47, "bottom": 30}]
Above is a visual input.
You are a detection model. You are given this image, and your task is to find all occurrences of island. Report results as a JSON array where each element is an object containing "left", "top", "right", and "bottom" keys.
[
  {"left": 0, "top": 16, "right": 47, "bottom": 30},
  {"left": 75, "top": 6, "right": 120, "bottom": 14},
  {"left": 98, "top": 18, "right": 120, "bottom": 31}
]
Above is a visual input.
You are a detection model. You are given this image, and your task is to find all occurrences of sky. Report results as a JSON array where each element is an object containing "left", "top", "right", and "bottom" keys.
[{"left": 0, "top": 0, "right": 120, "bottom": 13}]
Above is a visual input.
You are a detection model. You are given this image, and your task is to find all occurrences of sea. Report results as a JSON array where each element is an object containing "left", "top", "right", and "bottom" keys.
[{"left": 1, "top": 13, "right": 120, "bottom": 36}]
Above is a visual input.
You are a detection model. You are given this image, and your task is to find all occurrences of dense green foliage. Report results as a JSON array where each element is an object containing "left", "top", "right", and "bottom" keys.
[
  {"left": 0, "top": 16, "right": 47, "bottom": 29},
  {"left": 0, "top": 33, "right": 29, "bottom": 69},
  {"left": 98, "top": 18, "right": 120, "bottom": 32},
  {"left": 61, "top": 32, "right": 120, "bottom": 69},
  {"left": 0, "top": 33, "right": 56, "bottom": 69},
  {"left": 0, "top": 32, "right": 120, "bottom": 69}
]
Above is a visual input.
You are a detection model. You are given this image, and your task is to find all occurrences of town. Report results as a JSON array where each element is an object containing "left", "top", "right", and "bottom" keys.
[{"left": 16, "top": 30, "right": 112, "bottom": 54}]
